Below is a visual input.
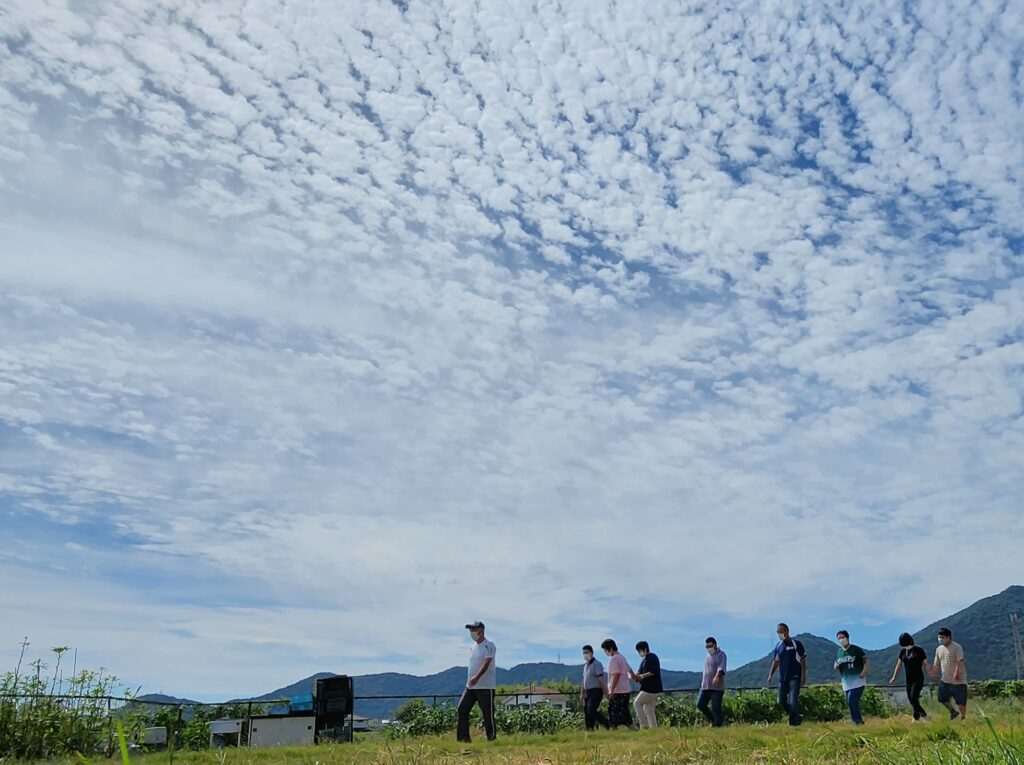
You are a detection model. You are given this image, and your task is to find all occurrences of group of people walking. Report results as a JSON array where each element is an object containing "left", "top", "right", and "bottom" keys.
[
  {"left": 767, "top": 623, "right": 969, "bottom": 727},
  {"left": 454, "top": 620, "right": 971, "bottom": 743},
  {"left": 579, "top": 635, "right": 726, "bottom": 730}
]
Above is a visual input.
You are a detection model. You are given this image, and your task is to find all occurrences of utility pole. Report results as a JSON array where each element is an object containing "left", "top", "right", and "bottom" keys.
[{"left": 1011, "top": 613, "right": 1024, "bottom": 681}]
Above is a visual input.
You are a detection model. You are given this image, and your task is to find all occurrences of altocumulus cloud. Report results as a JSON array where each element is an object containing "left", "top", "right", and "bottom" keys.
[{"left": 0, "top": 0, "right": 1022, "bottom": 696}]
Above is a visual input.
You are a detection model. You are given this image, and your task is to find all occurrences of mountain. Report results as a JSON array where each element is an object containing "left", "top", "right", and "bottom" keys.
[
  {"left": 148, "top": 586, "right": 1024, "bottom": 719},
  {"left": 862, "top": 584, "right": 1024, "bottom": 683},
  {"left": 716, "top": 586, "right": 1024, "bottom": 689},
  {"left": 135, "top": 693, "right": 201, "bottom": 705},
  {"left": 256, "top": 664, "right": 594, "bottom": 720},
  {"left": 251, "top": 672, "right": 337, "bottom": 700},
  {"left": 724, "top": 633, "right": 845, "bottom": 688}
]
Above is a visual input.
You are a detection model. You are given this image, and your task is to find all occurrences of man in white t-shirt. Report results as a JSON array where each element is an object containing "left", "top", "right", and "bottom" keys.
[{"left": 456, "top": 620, "right": 497, "bottom": 742}]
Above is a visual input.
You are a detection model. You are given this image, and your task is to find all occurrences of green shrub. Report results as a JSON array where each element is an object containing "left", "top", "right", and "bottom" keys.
[
  {"left": 860, "top": 686, "right": 891, "bottom": 718},
  {"left": 656, "top": 693, "right": 703, "bottom": 726},
  {"left": 494, "top": 703, "right": 580, "bottom": 735},
  {"left": 727, "top": 689, "right": 784, "bottom": 724},
  {"left": 393, "top": 698, "right": 427, "bottom": 723},
  {"left": 979, "top": 680, "right": 1006, "bottom": 699},
  {"left": 799, "top": 685, "right": 846, "bottom": 722},
  {"left": 1006, "top": 680, "right": 1024, "bottom": 700},
  {"left": 383, "top": 703, "right": 458, "bottom": 738},
  {"left": 384, "top": 700, "right": 583, "bottom": 738}
]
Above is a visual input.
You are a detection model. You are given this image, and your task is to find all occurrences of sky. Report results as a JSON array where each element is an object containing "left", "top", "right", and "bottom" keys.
[{"left": 1, "top": 0, "right": 1022, "bottom": 701}]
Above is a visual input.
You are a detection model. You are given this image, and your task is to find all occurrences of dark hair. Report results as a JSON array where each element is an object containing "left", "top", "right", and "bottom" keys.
[
  {"left": 582, "top": 645, "right": 593, "bottom": 653},
  {"left": 898, "top": 632, "right": 914, "bottom": 647},
  {"left": 777, "top": 623, "right": 789, "bottom": 632},
  {"left": 938, "top": 627, "right": 952, "bottom": 638},
  {"left": 705, "top": 636, "right": 717, "bottom": 646},
  {"left": 635, "top": 641, "right": 650, "bottom": 652},
  {"left": 837, "top": 630, "right": 850, "bottom": 640},
  {"left": 600, "top": 638, "right": 617, "bottom": 652}
]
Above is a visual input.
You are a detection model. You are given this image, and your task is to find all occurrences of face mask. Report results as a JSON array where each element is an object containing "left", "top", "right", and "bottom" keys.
[
  {"left": 470, "top": 631, "right": 482, "bottom": 641},
  {"left": 583, "top": 653, "right": 593, "bottom": 662},
  {"left": 838, "top": 638, "right": 849, "bottom": 648},
  {"left": 706, "top": 646, "right": 715, "bottom": 654}
]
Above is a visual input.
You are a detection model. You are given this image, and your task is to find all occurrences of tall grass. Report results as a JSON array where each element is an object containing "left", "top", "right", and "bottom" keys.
[
  {"left": 0, "top": 640, "right": 127, "bottom": 760},
  {"left": 101, "top": 712, "right": 1024, "bottom": 765}
]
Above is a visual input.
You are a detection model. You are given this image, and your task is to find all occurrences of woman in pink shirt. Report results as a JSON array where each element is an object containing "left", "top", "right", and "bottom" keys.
[{"left": 601, "top": 638, "right": 634, "bottom": 729}]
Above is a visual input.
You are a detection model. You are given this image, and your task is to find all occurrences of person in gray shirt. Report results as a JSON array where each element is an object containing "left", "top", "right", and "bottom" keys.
[{"left": 579, "top": 644, "right": 610, "bottom": 730}]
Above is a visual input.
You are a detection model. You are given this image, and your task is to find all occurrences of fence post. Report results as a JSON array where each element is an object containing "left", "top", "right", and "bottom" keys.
[
  {"left": 105, "top": 697, "right": 114, "bottom": 757},
  {"left": 174, "top": 705, "right": 183, "bottom": 751}
]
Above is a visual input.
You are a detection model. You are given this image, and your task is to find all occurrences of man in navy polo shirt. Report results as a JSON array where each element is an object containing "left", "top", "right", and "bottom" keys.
[{"left": 767, "top": 623, "right": 807, "bottom": 726}]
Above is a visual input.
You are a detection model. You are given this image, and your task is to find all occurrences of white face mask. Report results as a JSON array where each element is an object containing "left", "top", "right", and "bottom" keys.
[
  {"left": 838, "top": 638, "right": 850, "bottom": 648},
  {"left": 470, "top": 631, "right": 482, "bottom": 641},
  {"left": 706, "top": 646, "right": 716, "bottom": 654}
]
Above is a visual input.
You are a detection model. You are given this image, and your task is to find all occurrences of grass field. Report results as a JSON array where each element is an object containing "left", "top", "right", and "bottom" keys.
[{"left": 106, "top": 706, "right": 1023, "bottom": 765}]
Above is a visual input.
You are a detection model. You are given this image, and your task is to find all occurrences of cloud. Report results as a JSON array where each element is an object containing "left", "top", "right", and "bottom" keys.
[{"left": 0, "top": 0, "right": 1022, "bottom": 694}]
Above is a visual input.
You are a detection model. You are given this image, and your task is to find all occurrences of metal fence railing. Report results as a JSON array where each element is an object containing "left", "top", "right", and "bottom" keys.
[{"left": 2, "top": 681, "right": 939, "bottom": 713}]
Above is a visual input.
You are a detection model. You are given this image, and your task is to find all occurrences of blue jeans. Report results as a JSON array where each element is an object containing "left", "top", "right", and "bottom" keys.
[
  {"left": 696, "top": 689, "right": 724, "bottom": 726},
  {"left": 777, "top": 677, "right": 802, "bottom": 725},
  {"left": 845, "top": 685, "right": 865, "bottom": 724}
]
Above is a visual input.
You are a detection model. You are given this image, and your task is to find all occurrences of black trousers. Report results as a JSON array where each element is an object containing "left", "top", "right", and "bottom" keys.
[
  {"left": 607, "top": 693, "right": 632, "bottom": 728},
  {"left": 906, "top": 678, "right": 927, "bottom": 719},
  {"left": 697, "top": 689, "right": 724, "bottom": 727},
  {"left": 583, "top": 688, "right": 610, "bottom": 730},
  {"left": 456, "top": 688, "right": 495, "bottom": 742}
]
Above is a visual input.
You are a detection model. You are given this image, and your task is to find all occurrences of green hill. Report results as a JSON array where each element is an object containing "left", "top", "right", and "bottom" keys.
[
  {"left": 863, "top": 584, "right": 1024, "bottom": 683},
  {"left": 726, "top": 586, "right": 1024, "bottom": 688}
]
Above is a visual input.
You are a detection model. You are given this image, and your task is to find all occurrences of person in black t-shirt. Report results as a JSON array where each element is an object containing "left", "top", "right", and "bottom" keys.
[
  {"left": 631, "top": 641, "right": 663, "bottom": 729},
  {"left": 889, "top": 632, "right": 929, "bottom": 720}
]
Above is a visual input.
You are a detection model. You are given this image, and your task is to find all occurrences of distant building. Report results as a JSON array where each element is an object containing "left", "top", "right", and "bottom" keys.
[
  {"left": 351, "top": 715, "right": 374, "bottom": 732},
  {"left": 502, "top": 686, "right": 569, "bottom": 711}
]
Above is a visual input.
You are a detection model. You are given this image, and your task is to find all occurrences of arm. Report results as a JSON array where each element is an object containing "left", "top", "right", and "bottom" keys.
[
  {"left": 714, "top": 654, "right": 727, "bottom": 687},
  {"left": 468, "top": 657, "right": 492, "bottom": 687},
  {"left": 860, "top": 657, "right": 870, "bottom": 680},
  {"left": 889, "top": 657, "right": 903, "bottom": 684},
  {"left": 608, "top": 672, "right": 621, "bottom": 694},
  {"left": 954, "top": 657, "right": 965, "bottom": 683},
  {"left": 800, "top": 656, "right": 808, "bottom": 686},
  {"left": 767, "top": 658, "right": 779, "bottom": 684}
]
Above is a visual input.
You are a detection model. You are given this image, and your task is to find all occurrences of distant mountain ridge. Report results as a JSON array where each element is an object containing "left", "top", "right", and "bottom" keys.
[
  {"left": 727, "top": 585, "right": 1024, "bottom": 686},
  {"left": 140, "top": 586, "right": 1024, "bottom": 719}
]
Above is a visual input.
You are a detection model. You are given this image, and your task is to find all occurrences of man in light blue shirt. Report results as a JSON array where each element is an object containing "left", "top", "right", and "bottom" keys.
[{"left": 696, "top": 637, "right": 727, "bottom": 727}]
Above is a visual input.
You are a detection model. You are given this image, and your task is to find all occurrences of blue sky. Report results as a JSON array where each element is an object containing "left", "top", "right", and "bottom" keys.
[{"left": 1, "top": 0, "right": 1022, "bottom": 700}]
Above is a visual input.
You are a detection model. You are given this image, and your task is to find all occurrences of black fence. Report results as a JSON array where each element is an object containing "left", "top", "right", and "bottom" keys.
[{"left": 2, "top": 681, "right": 931, "bottom": 711}]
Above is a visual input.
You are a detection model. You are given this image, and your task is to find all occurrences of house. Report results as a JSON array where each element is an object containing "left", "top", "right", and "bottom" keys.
[{"left": 501, "top": 685, "right": 570, "bottom": 711}]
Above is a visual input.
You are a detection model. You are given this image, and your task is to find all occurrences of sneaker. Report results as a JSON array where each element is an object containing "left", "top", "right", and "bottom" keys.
[{"left": 949, "top": 709, "right": 960, "bottom": 721}]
